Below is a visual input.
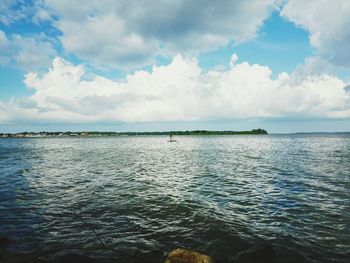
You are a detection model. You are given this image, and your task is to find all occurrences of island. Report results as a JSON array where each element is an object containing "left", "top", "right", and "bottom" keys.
[{"left": 0, "top": 129, "right": 267, "bottom": 138}]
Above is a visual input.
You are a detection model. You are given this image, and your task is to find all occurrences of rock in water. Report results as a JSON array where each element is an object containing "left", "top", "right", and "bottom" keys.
[
  {"left": 274, "top": 246, "right": 308, "bottom": 263},
  {"left": 235, "top": 242, "right": 275, "bottom": 263},
  {"left": 33, "top": 257, "right": 48, "bottom": 263},
  {"left": 165, "top": 248, "right": 213, "bottom": 263},
  {"left": 49, "top": 253, "right": 95, "bottom": 263},
  {"left": 0, "top": 236, "right": 10, "bottom": 248}
]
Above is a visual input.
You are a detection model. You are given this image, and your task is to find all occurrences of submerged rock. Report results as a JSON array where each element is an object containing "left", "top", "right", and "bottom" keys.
[
  {"left": 234, "top": 242, "right": 275, "bottom": 263},
  {"left": 165, "top": 248, "right": 213, "bottom": 263}
]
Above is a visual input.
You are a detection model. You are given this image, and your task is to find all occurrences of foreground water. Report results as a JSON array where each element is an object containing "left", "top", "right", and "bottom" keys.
[{"left": 0, "top": 135, "right": 349, "bottom": 262}]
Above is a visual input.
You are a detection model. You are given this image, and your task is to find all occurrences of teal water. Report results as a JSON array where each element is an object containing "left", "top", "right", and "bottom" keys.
[{"left": 0, "top": 135, "right": 349, "bottom": 262}]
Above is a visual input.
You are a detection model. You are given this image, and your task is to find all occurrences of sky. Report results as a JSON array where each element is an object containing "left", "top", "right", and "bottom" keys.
[{"left": 1, "top": 0, "right": 350, "bottom": 133}]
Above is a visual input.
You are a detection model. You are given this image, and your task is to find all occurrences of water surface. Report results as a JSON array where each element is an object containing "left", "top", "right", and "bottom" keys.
[{"left": 0, "top": 135, "right": 349, "bottom": 262}]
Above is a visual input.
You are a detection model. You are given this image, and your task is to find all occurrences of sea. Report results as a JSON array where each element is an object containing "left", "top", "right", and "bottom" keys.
[{"left": 0, "top": 134, "right": 349, "bottom": 263}]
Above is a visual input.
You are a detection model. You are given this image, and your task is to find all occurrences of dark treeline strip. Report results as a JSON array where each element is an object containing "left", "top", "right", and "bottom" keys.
[{"left": 0, "top": 129, "right": 268, "bottom": 137}]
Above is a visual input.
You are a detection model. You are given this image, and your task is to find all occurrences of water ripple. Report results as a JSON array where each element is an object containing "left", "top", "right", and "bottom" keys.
[{"left": 0, "top": 135, "right": 349, "bottom": 262}]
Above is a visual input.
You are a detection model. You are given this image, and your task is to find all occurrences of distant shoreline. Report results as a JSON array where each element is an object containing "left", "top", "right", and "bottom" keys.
[{"left": 0, "top": 129, "right": 267, "bottom": 138}]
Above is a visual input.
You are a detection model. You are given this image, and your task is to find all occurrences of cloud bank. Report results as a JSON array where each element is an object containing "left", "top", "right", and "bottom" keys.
[
  {"left": 42, "top": 0, "right": 277, "bottom": 68},
  {"left": 37, "top": 0, "right": 350, "bottom": 70},
  {"left": 0, "top": 0, "right": 350, "bottom": 70},
  {"left": 2, "top": 1, "right": 350, "bottom": 70},
  {"left": 1, "top": 55, "right": 349, "bottom": 124}
]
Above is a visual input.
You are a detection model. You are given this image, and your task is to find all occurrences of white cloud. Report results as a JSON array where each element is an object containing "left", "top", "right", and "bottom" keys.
[
  {"left": 291, "top": 56, "right": 337, "bottom": 83},
  {"left": 12, "top": 34, "right": 56, "bottom": 71},
  {"left": 1, "top": 55, "right": 349, "bottom": 124},
  {"left": 281, "top": 0, "right": 350, "bottom": 66},
  {"left": 0, "top": 30, "right": 56, "bottom": 71},
  {"left": 56, "top": 14, "right": 158, "bottom": 68},
  {"left": 42, "top": 0, "right": 278, "bottom": 68}
]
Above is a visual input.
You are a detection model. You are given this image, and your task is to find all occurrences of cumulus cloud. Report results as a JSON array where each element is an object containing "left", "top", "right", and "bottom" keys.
[
  {"left": 4, "top": 0, "right": 350, "bottom": 72},
  {"left": 42, "top": 0, "right": 278, "bottom": 68},
  {"left": 291, "top": 56, "right": 338, "bottom": 83},
  {"left": 56, "top": 14, "right": 158, "bottom": 68},
  {"left": 281, "top": 0, "right": 350, "bottom": 67},
  {"left": 1, "top": 55, "right": 349, "bottom": 124},
  {"left": 0, "top": 30, "right": 56, "bottom": 71}
]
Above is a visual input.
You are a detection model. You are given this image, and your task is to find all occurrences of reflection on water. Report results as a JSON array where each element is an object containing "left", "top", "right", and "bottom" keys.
[{"left": 0, "top": 135, "right": 349, "bottom": 262}]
